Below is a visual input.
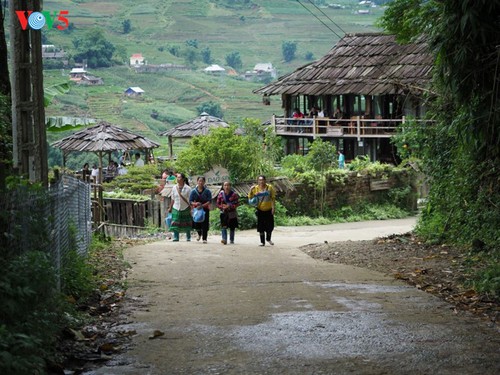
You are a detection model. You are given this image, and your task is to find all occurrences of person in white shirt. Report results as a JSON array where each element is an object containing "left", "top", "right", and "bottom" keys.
[
  {"left": 134, "top": 152, "right": 144, "bottom": 167},
  {"left": 118, "top": 163, "right": 128, "bottom": 175},
  {"left": 168, "top": 173, "right": 192, "bottom": 242}
]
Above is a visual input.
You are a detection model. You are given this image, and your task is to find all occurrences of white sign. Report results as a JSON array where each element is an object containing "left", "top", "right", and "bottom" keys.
[{"left": 204, "top": 166, "right": 230, "bottom": 185}]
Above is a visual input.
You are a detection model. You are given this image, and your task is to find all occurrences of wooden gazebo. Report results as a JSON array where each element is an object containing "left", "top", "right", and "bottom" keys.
[
  {"left": 52, "top": 120, "right": 160, "bottom": 168},
  {"left": 159, "top": 112, "right": 242, "bottom": 158},
  {"left": 52, "top": 121, "right": 160, "bottom": 228}
]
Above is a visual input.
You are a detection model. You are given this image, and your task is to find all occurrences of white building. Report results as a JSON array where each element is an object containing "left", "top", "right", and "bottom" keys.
[
  {"left": 203, "top": 64, "right": 226, "bottom": 75},
  {"left": 130, "top": 53, "right": 145, "bottom": 67}
]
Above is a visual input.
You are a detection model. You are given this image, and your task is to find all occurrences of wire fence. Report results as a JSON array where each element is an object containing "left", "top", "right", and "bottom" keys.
[{"left": 0, "top": 175, "right": 92, "bottom": 290}]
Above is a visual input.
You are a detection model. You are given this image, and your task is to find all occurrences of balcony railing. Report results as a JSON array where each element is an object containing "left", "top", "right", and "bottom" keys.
[{"left": 271, "top": 115, "right": 419, "bottom": 139}]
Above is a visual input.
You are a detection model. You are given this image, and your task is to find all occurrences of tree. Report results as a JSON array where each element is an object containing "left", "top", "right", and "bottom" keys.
[
  {"left": 183, "top": 46, "right": 199, "bottom": 66},
  {"left": 113, "top": 45, "right": 129, "bottom": 65},
  {"left": 72, "top": 28, "right": 116, "bottom": 68},
  {"left": 185, "top": 39, "right": 198, "bottom": 48},
  {"left": 380, "top": 0, "right": 500, "bottom": 249},
  {"left": 175, "top": 125, "right": 274, "bottom": 181},
  {"left": 168, "top": 45, "right": 180, "bottom": 57},
  {"left": 122, "top": 19, "right": 131, "bottom": 34},
  {"left": 201, "top": 47, "right": 212, "bottom": 64},
  {"left": 282, "top": 41, "right": 297, "bottom": 62},
  {"left": 241, "top": 118, "right": 283, "bottom": 165},
  {"left": 225, "top": 51, "right": 242, "bottom": 70},
  {"left": 196, "top": 101, "right": 224, "bottom": 119},
  {"left": 0, "top": 2, "right": 11, "bottom": 186},
  {"left": 306, "top": 138, "right": 336, "bottom": 172}
]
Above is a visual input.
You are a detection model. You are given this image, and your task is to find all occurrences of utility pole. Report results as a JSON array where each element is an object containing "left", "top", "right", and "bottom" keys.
[{"left": 9, "top": 0, "right": 48, "bottom": 186}]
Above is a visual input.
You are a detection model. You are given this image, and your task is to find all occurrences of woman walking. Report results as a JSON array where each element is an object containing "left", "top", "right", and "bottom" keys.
[
  {"left": 248, "top": 175, "right": 276, "bottom": 246},
  {"left": 216, "top": 181, "right": 240, "bottom": 245},
  {"left": 168, "top": 173, "right": 192, "bottom": 242},
  {"left": 189, "top": 176, "right": 212, "bottom": 243}
]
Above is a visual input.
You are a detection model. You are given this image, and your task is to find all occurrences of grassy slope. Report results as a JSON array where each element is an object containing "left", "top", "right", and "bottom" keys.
[{"left": 40, "top": 0, "right": 381, "bottom": 161}]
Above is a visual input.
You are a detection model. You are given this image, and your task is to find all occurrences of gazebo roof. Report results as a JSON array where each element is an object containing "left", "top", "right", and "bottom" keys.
[
  {"left": 52, "top": 121, "right": 160, "bottom": 152},
  {"left": 159, "top": 113, "right": 233, "bottom": 138}
]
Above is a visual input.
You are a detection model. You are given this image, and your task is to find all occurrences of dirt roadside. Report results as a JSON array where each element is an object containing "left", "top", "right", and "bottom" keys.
[
  {"left": 71, "top": 217, "right": 499, "bottom": 375},
  {"left": 302, "top": 233, "right": 499, "bottom": 328}
]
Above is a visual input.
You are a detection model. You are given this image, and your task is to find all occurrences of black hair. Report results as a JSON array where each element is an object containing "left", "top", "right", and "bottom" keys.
[{"left": 177, "top": 173, "right": 189, "bottom": 185}]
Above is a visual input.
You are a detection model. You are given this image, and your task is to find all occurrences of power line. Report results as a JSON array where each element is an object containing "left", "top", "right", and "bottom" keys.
[
  {"left": 295, "top": 0, "right": 430, "bottom": 96},
  {"left": 295, "top": 0, "right": 343, "bottom": 40},
  {"left": 305, "top": 0, "right": 348, "bottom": 35}
]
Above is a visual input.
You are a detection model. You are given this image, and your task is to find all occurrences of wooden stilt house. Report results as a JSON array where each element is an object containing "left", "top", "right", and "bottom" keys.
[{"left": 254, "top": 33, "right": 434, "bottom": 163}]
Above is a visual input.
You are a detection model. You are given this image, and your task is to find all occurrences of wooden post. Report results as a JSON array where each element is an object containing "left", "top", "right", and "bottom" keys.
[
  {"left": 10, "top": 0, "right": 48, "bottom": 186},
  {"left": 168, "top": 135, "right": 173, "bottom": 159}
]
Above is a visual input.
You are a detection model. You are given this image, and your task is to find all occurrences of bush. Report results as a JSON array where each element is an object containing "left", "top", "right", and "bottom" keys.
[
  {"left": 104, "top": 164, "right": 161, "bottom": 194},
  {"left": 0, "top": 251, "right": 67, "bottom": 375}
]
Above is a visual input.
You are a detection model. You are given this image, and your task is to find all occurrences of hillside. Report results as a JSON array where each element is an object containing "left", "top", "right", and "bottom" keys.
[{"left": 36, "top": 0, "right": 382, "bottom": 162}]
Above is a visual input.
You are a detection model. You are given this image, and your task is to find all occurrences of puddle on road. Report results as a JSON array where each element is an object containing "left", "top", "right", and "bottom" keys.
[{"left": 305, "top": 281, "right": 412, "bottom": 294}]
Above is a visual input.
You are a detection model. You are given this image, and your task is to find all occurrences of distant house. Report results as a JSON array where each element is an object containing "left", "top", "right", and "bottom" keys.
[
  {"left": 69, "top": 68, "right": 87, "bottom": 82},
  {"left": 204, "top": 64, "right": 226, "bottom": 75},
  {"left": 130, "top": 53, "right": 145, "bottom": 67},
  {"left": 253, "top": 63, "right": 277, "bottom": 78},
  {"left": 78, "top": 75, "right": 104, "bottom": 86},
  {"left": 124, "top": 87, "right": 145, "bottom": 96},
  {"left": 244, "top": 63, "right": 277, "bottom": 81},
  {"left": 42, "top": 44, "right": 66, "bottom": 59}
]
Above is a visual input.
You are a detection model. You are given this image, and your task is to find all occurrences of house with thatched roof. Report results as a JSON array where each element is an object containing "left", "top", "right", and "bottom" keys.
[{"left": 254, "top": 33, "right": 433, "bottom": 163}]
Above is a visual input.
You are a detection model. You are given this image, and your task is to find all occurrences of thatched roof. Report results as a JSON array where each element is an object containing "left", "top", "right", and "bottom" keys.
[
  {"left": 52, "top": 121, "right": 160, "bottom": 152},
  {"left": 159, "top": 113, "right": 238, "bottom": 138},
  {"left": 254, "top": 33, "right": 433, "bottom": 97}
]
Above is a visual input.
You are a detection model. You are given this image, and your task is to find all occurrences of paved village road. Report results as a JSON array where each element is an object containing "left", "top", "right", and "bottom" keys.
[{"left": 90, "top": 218, "right": 499, "bottom": 375}]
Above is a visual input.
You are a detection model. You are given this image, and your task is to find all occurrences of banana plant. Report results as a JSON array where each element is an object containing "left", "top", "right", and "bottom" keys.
[{"left": 44, "top": 82, "right": 96, "bottom": 131}]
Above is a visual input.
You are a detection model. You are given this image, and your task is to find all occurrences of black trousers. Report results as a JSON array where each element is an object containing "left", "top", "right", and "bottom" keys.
[
  {"left": 256, "top": 209, "right": 274, "bottom": 243},
  {"left": 193, "top": 209, "right": 210, "bottom": 241}
]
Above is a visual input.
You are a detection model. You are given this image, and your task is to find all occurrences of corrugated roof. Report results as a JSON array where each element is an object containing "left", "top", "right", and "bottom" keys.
[
  {"left": 52, "top": 121, "right": 160, "bottom": 152},
  {"left": 254, "top": 33, "right": 433, "bottom": 97}
]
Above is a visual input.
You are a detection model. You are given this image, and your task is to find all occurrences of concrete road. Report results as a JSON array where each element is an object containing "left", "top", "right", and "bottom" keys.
[{"left": 88, "top": 218, "right": 499, "bottom": 375}]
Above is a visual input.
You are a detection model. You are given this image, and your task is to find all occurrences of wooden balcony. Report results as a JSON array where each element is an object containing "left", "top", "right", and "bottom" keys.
[{"left": 271, "top": 115, "right": 420, "bottom": 139}]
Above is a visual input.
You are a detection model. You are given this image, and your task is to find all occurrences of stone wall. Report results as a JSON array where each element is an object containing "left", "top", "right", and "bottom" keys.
[{"left": 281, "top": 170, "right": 417, "bottom": 216}]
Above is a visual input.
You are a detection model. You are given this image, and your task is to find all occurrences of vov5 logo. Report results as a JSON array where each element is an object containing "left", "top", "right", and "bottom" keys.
[{"left": 15, "top": 10, "right": 69, "bottom": 30}]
